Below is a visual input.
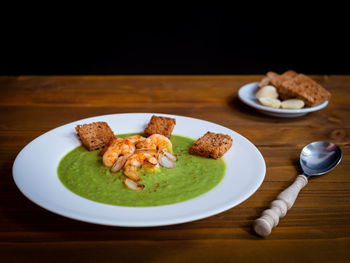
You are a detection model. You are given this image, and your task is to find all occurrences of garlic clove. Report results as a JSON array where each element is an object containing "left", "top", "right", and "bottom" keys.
[
  {"left": 158, "top": 154, "right": 176, "bottom": 169},
  {"left": 258, "top": 97, "right": 282, "bottom": 108},
  {"left": 162, "top": 151, "right": 177, "bottom": 162},
  {"left": 110, "top": 155, "right": 127, "bottom": 173},
  {"left": 256, "top": 85, "right": 279, "bottom": 99},
  {"left": 281, "top": 99, "right": 305, "bottom": 109},
  {"left": 124, "top": 178, "right": 144, "bottom": 191}
]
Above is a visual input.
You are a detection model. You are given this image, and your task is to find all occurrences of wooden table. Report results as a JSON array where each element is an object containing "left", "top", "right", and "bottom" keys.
[{"left": 1, "top": 76, "right": 349, "bottom": 262}]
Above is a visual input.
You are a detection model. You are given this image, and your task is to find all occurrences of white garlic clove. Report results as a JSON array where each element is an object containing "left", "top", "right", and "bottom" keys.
[
  {"left": 258, "top": 97, "right": 281, "bottom": 108},
  {"left": 162, "top": 151, "right": 177, "bottom": 162},
  {"left": 256, "top": 85, "right": 279, "bottom": 99},
  {"left": 124, "top": 178, "right": 144, "bottom": 191},
  {"left": 110, "top": 155, "right": 127, "bottom": 173},
  {"left": 281, "top": 99, "right": 305, "bottom": 109},
  {"left": 158, "top": 154, "right": 176, "bottom": 169}
]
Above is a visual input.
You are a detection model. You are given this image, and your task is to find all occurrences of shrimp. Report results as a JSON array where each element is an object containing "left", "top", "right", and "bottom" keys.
[
  {"left": 102, "top": 135, "right": 146, "bottom": 167},
  {"left": 141, "top": 134, "right": 172, "bottom": 153},
  {"left": 102, "top": 138, "right": 135, "bottom": 167},
  {"left": 124, "top": 135, "right": 146, "bottom": 145},
  {"left": 124, "top": 152, "right": 159, "bottom": 181},
  {"left": 102, "top": 134, "right": 175, "bottom": 186}
]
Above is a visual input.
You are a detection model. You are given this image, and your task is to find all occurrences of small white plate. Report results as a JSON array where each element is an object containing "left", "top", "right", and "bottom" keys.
[
  {"left": 13, "top": 113, "right": 265, "bottom": 227},
  {"left": 238, "top": 82, "right": 329, "bottom": 117}
]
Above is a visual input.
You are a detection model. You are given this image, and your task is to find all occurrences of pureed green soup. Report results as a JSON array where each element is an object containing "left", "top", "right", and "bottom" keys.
[{"left": 58, "top": 133, "right": 226, "bottom": 207}]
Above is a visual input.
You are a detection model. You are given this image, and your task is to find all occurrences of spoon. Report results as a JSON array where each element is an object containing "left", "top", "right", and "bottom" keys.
[{"left": 253, "top": 141, "right": 342, "bottom": 237}]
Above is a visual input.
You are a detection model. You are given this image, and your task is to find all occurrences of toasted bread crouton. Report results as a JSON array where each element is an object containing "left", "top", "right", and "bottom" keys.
[
  {"left": 189, "top": 132, "right": 232, "bottom": 159},
  {"left": 75, "top": 122, "right": 115, "bottom": 151},
  {"left": 144, "top": 115, "right": 176, "bottom": 138}
]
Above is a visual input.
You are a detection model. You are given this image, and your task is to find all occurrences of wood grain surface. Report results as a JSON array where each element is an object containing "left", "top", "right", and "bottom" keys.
[{"left": 0, "top": 75, "right": 349, "bottom": 262}]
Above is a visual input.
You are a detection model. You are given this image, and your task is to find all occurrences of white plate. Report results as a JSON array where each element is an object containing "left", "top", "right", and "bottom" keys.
[
  {"left": 238, "top": 82, "right": 329, "bottom": 117},
  {"left": 13, "top": 113, "right": 265, "bottom": 227}
]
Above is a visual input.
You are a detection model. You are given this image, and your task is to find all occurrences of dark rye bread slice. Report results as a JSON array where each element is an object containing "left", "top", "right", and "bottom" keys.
[
  {"left": 258, "top": 71, "right": 279, "bottom": 88},
  {"left": 275, "top": 74, "right": 331, "bottom": 107},
  {"left": 258, "top": 70, "right": 330, "bottom": 107},
  {"left": 189, "top": 132, "right": 232, "bottom": 159},
  {"left": 258, "top": 70, "right": 297, "bottom": 89},
  {"left": 269, "top": 70, "right": 298, "bottom": 88},
  {"left": 144, "top": 115, "right": 176, "bottom": 138},
  {"left": 75, "top": 122, "right": 115, "bottom": 151}
]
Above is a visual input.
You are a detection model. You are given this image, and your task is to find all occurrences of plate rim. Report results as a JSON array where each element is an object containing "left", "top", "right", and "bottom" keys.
[
  {"left": 238, "top": 82, "right": 329, "bottom": 114},
  {"left": 12, "top": 113, "right": 266, "bottom": 227}
]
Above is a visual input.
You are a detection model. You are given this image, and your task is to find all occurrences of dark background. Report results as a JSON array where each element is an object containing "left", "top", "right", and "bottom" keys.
[{"left": 2, "top": 7, "right": 349, "bottom": 75}]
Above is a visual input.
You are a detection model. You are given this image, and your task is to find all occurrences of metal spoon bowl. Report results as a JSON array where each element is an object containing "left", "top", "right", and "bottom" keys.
[
  {"left": 300, "top": 141, "right": 342, "bottom": 177},
  {"left": 254, "top": 141, "right": 342, "bottom": 237}
]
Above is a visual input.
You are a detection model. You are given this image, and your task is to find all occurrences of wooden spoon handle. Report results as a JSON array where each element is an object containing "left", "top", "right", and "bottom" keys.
[{"left": 253, "top": 175, "right": 308, "bottom": 237}]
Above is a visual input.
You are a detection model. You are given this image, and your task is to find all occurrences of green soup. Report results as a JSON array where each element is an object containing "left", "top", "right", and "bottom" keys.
[{"left": 58, "top": 134, "right": 225, "bottom": 207}]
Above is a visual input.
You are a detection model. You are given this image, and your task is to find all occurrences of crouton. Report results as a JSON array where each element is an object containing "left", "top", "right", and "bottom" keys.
[
  {"left": 189, "top": 132, "right": 232, "bottom": 159},
  {"left": 144, "top": 115, "right": 176, "bottom": 138},
  {"left": 75, "top": 122, "right": 115, "bottom": 151}
]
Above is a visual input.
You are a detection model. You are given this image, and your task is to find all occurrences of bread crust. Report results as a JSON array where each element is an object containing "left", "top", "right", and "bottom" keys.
[
  {"left": 75, "top": 122, "right": 115, "bottom": 151},
  {"left": 258, "top": 71, "right": 279, "bottom": 88},
  {"left": 276, "top": 74, "right": 330, "bottom": 106},
  {"left": 189, "top": 132, "right": 232, "bottom": 159},
  {"left": 258, "top": 70, "right": 330, "bottom": 106},
  {"left": 144, "top": 115, "right": 176, "bottom": 138}
]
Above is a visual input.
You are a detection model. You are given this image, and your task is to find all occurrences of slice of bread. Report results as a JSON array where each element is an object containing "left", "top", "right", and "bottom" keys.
[
  {"left": 258, "top": 71, "right": 279, "bottom": 88},
  {"left": 144, "top": 115, "right": 176, "bottom": 138},
  {"left": 258, "top": 70, "right": 330, "bottom": 106},
  {"left": 189, "top": 132, "right": 232, "bottom": 159},
  {"left": 75, "top": 122, "right": 115, "bottom": 151},
  {"left": 275, "top": 74, "right": 331, "bottom": 107}
]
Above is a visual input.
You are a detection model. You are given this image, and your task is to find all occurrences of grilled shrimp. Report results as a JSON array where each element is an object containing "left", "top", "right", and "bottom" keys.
[
  {"left": 102, "top": 138, "right": 136, "bottom": 167},
  {"left": 139, "top": 134, "right": 177, "bottom": 168},
  {"left": 125, "top": 135, "right": 146, "bottom": 144},
  {"left": 124, "top": 152, "right": 159, "bottom": 181},
  {"left": 102, "top": 134, "right": 176, "bottom": 188},
  {"left": 141, "top": 134, "right": 173, "bottom": 153}
]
